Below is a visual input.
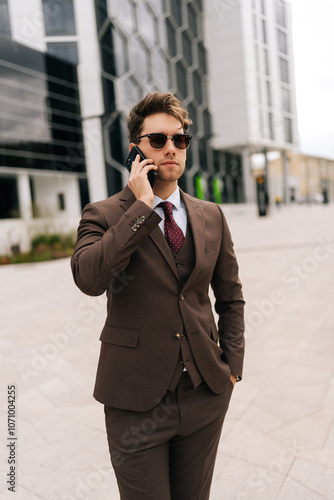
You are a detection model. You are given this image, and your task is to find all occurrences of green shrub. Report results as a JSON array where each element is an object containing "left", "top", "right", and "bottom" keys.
[{"left": 0, "top": 232, "right": 76, "bottom": 265}]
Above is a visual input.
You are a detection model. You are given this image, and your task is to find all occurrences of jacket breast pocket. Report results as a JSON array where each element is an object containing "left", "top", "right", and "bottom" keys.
[
  {"left": 99, "top": 326, "right": 139, "bottom": 348},
  {"left": 205, "top": 240, "right": 220, "bottom": 254}
]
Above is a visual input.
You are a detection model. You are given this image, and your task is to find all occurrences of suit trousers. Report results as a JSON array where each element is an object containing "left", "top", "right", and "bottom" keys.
[{"left": 104, "top": 372, "right": 234, "bottom": 500}]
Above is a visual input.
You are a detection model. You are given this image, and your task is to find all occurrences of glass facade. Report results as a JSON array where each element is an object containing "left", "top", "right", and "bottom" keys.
[
  {"left": 94, "top": 0, "right": 231, "bottom": 201},
  {"left": 0, "top": 36, "right": 86, "bottom": 174}
]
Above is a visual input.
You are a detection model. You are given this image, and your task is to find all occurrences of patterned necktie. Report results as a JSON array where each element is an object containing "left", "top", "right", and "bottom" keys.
[{"left": 158, "top": 201, "right": 184, "bottom": 254}]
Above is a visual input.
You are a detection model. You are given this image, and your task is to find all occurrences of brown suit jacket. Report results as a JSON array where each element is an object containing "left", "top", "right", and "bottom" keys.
[{"left": 71, "top": 186, "right": 245, "bottom": 411}]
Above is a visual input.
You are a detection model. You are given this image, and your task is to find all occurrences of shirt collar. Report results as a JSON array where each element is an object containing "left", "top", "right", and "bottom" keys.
[{"left": 153, "top": 186, "right": 182, "bottom": 211}]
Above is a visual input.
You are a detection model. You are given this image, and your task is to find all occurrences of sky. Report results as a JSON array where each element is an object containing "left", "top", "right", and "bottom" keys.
[{"left": 290, "top": 0, "right": 334, "bottom": 159}]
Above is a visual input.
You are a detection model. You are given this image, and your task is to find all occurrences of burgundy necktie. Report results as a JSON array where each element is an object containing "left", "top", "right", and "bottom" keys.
[{"left": 159, "top": 201, "right": 184, "bottom": 254}]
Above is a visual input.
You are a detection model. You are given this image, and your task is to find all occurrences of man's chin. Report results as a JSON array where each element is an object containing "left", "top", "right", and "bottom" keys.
[{"left": 157, "top": 169, "right": 185, "bottom": 183}]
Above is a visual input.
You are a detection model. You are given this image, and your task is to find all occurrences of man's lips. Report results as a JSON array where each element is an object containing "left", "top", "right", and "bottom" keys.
[{"left": 161, "top": 161, "right": 178, "bottom": 166}]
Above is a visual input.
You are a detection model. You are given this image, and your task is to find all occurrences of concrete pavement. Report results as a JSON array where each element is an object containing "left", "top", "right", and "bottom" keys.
[{"left": 1, "top": 202, "right": 334, "bottom": 499}]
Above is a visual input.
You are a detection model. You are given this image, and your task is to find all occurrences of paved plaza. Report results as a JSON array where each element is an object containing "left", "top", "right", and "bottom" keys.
[{"left": 1, "top": 202, "right": 334, "bottom": 499}]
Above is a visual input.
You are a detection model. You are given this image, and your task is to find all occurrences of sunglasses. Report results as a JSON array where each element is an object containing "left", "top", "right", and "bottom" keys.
[{"left": 135, "top": 133, "right": 192, "bottom": 150}]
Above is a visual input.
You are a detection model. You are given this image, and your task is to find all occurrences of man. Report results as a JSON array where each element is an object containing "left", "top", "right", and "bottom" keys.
[{"left": 71, "top": 92, "right": 245, "bottom": 500}]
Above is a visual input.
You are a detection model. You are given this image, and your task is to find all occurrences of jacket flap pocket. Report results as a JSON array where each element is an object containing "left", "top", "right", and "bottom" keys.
[
  {"left": 100, "top": 326, "right": 139, "bottom": 348},
  {"left": 210, "top": 322, "right": 219, "bottom": 342}
]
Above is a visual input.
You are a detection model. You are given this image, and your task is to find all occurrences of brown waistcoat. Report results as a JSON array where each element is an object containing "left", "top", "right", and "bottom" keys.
[{"left": 167, "top": 223, "right": 204, "bottom": 391}]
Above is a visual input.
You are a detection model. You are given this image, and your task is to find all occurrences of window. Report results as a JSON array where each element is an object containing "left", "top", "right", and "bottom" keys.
[
  {"left": 259, "top": 109, "right": 264, "bottom": 136},
  {"left": 279, "top": 57, "right": 289, "bottom": 83},
  {"left": 123, "top": 77, "right": 142, "bottom": 110},
  {"left": 281, "top": 87, "right": 291, "bottom": 112},
  {"left": 138, "top": 3, "right": 158, "bottom": 46},
  {"left": 182, "top": 32, "right": 193, "bottom": 66},
  {"left": 171, "top": 0, "right": 182, "bottom": 26},
  {"left": 188, "top": 4, "right": 198, "bottom": 37},
  {"left": 0, "top": 176, "right": 19, "bottom": 219},
  {"left": 197, "top": 42, "right": 206, "bottom": 73},
  {"left": 176, "top": 61, "right": 188, "bottom": 98},
  {"left": 152, "top": 50, "right": 169, "bottom": 89},
  {"left": 276, "top": 0, "right": 286, "bottom": 27},
  {"left": 166, "top": 19, "right": 177, "bottom": 57},
  {"left": 284, "top": 117, "right": 293, "bottom": 143},
  {"left": 47, "top": 42, "right": 78, "bottom": 65},
  {"left": 277, "top": 30, "right": 288, "bottom": 54},
  {"left": 193, "top": 71, "right": 202, "bottom": 103},
  {"left": 42, "top": 0, "right": 76, "bottom": 36},
  {"left": 261, "top": 0, "right": 266, "bottom": 15},
  {"left": 257, "top": 78, "right": 262, "bottom": 103},
  {"left": 129, "top": 38, "right": 150, "bottom": 84},
  {"left": 101, "top": 25, "right": 116, "bottom": 75},
  {"left": 254, "top": 44, "right": 260, "bottom": 71},
  {"left": 108, "top": 0, "right": 135, "bottom": 35},
  {"left": 95, "top": 0, "right": 108, "bottom": 31},
  {"left": 58, "top": 193, "right": 65, "bottom": 210},
  {"left": 112, "top": 29, "right": 128, "bottom": 76},
  {"left": 264, "top": 49, "right": 270, "bottom": 75},
  {"left": 262, "top": 20, "right": 267, "bottom": 44},
  {"left": 266, "top": 80, "right": 272, "bottom": 107},
  {"left": 253, "top": 14, "right": 258, "bottom": 39},
  {"left": 268, "top": 113, "right": 275, "bottom": 140},
  {"left": 0, "top": 0, "right": 11, "bottom": 35},
  {"left": 149, "top": 0, "right": 164, "bottom": 16},
  {"left": 187, "top": 102, "right": 197, "bottom": 134}
]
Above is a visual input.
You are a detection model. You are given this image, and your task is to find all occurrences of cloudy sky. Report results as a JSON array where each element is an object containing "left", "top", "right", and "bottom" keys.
[{"left": 291, "top": 0, "right": 334, "bottom": 159}]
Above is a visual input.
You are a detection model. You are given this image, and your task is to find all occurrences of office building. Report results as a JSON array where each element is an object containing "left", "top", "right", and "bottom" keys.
[{"left": 204, "top": 0, "right": 299, "bottom": 202}]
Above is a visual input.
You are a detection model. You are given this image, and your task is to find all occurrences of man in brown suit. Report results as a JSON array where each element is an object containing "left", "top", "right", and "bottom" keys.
[{"left": 71, "top": 92, "right": 245, "bottom": 500}]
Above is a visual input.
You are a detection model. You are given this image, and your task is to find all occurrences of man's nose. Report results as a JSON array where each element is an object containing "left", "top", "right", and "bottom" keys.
[{"left": 164, "top": 137, "right": 176, "bottom": 154}]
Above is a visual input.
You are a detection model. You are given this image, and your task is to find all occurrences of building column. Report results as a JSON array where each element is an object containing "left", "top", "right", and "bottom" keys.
[
  {"left": 282, "top": 150, "right": 289, "bottom": 203},
  {"left": 241, "top": 148, "right": 255, "bottom": 203},
  {"left": 17, "top": 173, "right": 33, "bottom": 220},
  {"left": 82, "top": 117, "right": 108, "bottom": 202}
]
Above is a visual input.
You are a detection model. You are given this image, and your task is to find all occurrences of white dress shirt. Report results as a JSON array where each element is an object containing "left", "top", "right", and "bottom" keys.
[{"left": 153, "top": 187, "right": 187, "bottom": 237}]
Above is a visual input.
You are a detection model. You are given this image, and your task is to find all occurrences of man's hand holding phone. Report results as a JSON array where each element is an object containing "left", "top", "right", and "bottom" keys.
[{"left": 126, "top": 147, "right": 158, "bottom": 207}]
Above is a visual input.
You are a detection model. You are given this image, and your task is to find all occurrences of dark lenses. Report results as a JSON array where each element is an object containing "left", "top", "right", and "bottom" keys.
[
  {"left": 149, "top": 134, "right": 167, "bottom": 149},
  {"left": 149, "top": 134, "right": 191, "bottom": 150},
  {"left": 174, "top": 134, "right": 191, "bottom": 149}
]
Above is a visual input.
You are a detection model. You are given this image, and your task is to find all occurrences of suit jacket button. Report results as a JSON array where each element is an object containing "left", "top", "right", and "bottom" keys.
[
  {"left": 179, "top": 294, "right": 185, "bottom": 301},
  {"left": 173, "top": 333, "right": 180, "bottom": 339}
]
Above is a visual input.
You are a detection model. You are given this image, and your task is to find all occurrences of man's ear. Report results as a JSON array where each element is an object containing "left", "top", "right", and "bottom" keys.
[{"left": 129, "top": 143, "right": 135, "bottom": 152}]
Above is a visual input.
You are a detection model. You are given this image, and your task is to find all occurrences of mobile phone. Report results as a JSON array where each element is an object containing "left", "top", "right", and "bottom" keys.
[{"left": 125, "top": 146, "right": 157, "bottom": 188}]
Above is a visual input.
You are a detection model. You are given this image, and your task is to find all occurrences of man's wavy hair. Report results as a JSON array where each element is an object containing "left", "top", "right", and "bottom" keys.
[{"left": 128, "top": 92, "right": 192, "bottom": 143}]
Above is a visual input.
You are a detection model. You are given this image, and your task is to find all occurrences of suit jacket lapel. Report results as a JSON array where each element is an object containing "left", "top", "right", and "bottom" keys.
[
  {"left": 180, "top": 191, "right": 205, "bottom": 290},
  {"left": 119, "top": 186, "right": 180, "bottom": 281},
  {"left": 149, "top": 227, "right": 180, "bottom": 281}
]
